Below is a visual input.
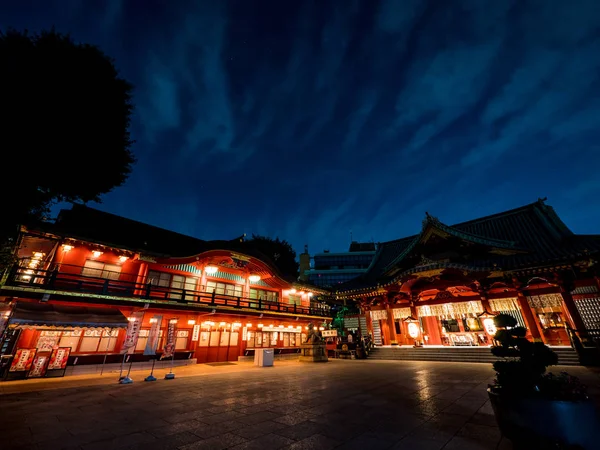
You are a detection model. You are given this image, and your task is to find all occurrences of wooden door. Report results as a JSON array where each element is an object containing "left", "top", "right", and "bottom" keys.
[{"left": 207, "top": 331, "right": 220, "bottom": 362}]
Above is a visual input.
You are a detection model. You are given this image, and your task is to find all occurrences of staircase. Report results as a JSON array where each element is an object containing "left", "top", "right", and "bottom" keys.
[{"left": 368, "top": 346, "right": 581, "bottom": 366}]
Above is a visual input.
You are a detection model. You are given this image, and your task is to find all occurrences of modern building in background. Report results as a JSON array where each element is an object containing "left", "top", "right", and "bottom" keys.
[
  {"left": 300, "top": 242, "right": 377, "bottom": 288},
  {"left": 0, "top": 205, "right": 330, "bottom": 380}
]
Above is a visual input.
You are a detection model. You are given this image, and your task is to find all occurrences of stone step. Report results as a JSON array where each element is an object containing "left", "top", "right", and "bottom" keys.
[{"left": 368, "top": 347, "right": 581, "bottom": 365}]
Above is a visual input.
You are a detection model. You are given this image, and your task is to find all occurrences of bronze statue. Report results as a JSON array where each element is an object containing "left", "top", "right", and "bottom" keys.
[{"left": 304, "top": 322, "right": 322, "bottom": 343}]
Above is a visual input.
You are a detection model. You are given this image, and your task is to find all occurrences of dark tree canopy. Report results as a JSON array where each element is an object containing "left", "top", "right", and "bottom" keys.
[
  {"left": 246, "top": 234, "right": 299, "bottom": 279},
  {"left": 0, "top": 28, "right": 135, "bottom": 245}
]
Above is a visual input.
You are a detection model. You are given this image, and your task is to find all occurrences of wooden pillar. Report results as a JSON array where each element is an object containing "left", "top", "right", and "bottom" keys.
[
  {"left": 200, "top": 266, "right": 207, "bottom": 292},
  {"left": 363, "top": 300, "right": 373, "bottom": 339},
  {"left": 560, "top": 289, "right": 586, "bottom": 332},
  {"left": 516, "top": 291, "right": 544, "bottom": 343},
  {"left": 479, "top": 292, "right": 492, "bottom": 312},
  {"left": 385, "top": 299, "right": 398, "bottom": 345},
  {"left": 133, "top": 262, "right": 148, "bottom": 296}
]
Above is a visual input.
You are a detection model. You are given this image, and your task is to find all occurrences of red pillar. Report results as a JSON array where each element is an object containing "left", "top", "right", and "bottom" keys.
[
  {"left": 560, "top": 289, "right": 586, "bottom": 331},
  {"left": 516, "top": 291, "right": 544, "bottom": 343},
  {"left": 385, "top": 303, "right": 398, "bottom": 345}
]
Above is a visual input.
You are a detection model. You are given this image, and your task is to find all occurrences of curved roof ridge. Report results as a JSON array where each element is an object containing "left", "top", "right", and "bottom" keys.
[{"left": 449, "top": 199, "right": 544, "bottom": 229}]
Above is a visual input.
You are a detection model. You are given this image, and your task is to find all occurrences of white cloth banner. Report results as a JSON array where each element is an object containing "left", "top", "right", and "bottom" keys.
[
  {"left": 143, "top": 315, "right": 163, "bottom": 356},
  {"left": 121, "top": 311, "right": 144, "bottom": 354}
]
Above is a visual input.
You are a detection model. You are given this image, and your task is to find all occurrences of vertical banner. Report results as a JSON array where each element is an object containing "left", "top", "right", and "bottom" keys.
[
  {"left": 160, "top": 319, "right": 177, "bottom": 360},
  {"left": 144, "top": 315, "right": 163, "bottom": 356},
  {"left": 0, "top": 304, "right": 13, "bottom": 339},
  {"left": 121, "top": 311, "right": 144, "bottom": 354},
  {"left": 191, "top": 324, "right": 201, "bottom": 342}
]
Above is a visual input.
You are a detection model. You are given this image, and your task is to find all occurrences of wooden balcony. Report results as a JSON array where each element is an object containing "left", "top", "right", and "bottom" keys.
[{"left": 4, "top": 264, "right": 331, "bottom": 318}]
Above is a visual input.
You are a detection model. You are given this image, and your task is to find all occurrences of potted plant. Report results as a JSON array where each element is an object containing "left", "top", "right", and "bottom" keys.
[{"left": 488, "top": 314, "right": 598, "bottom": 449}]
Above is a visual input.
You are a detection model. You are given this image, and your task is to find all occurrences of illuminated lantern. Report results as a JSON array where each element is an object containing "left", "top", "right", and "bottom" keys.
[
  {"left": 483, "top": 318, "right": 497, "bottom": 335},
  {"left": 478, "top": 309, "right": 498, "bottom": 336},
  {"left": 404, "top": 316, "right": 420, "bottom": 339},
  {"left": 407, "top": 322, "right": 420, "bottom": 339}
]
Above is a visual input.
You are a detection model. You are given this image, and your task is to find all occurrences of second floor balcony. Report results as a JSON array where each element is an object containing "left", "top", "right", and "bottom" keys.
[{"left": 3, "top": 262, "right": 331, "bottom": 318}]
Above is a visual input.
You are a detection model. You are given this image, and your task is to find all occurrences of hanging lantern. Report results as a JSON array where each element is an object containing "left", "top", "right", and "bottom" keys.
[{"left": 404, "top": 316, "right": 420, "bottom": 339}]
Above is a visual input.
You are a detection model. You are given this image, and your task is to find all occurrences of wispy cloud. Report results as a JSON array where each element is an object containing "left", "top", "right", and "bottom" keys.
[{"left": 4, "top": 0, "right": 600, "bottom": 253}]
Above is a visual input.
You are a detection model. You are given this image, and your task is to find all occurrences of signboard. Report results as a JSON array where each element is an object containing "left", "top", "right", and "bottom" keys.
[
  {"left": 48, "top": 347, "right": 71, "bottom": 370},
  {"left": 144, "top": 315, "right": 163, "bottom": 355},
  {"left": 344, "top": 317, "right": 360, "bottom": 329},
  {"left": 242, "top": 327, "right": 248, "bottom": 341},
  {"left": 121, "top": 311, "right": 144, "bottom": 354},
  {"left": 322, "top": 330, "right": 338, "bottom": 337},
  {"left": 9, "top": 348, "right": 36, "bottom": 372},
  {"left": 191, "top": 324, "right": 201, "bottom": 342},
  {"left": 28, "top": 355, "right": 49, "bottom": 378}
]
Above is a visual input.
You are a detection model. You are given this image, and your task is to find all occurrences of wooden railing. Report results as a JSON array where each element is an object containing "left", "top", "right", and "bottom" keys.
[{"left": 6, "top": 264, "right": 331, "bottom": 318}]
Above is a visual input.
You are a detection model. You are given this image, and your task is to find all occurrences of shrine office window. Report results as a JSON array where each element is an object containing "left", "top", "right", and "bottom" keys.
[
  {"left": 250, "top": 289, "right": 279, "bottom": 302},
  {"left": 82, "top": 260, "right": 121, "bottom": 280},
  {"left": 148, "top": 271, "right": 171, "bottom": 287},
  {"left": 288, "top": 294, "right": 302, "bottom": 306},
  {"left": 206, "top": 281, "right": 243, "bottom": 297}
]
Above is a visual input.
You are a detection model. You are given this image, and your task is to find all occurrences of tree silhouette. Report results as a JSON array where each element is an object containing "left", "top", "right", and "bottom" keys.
[
  {"left": 245, "top": 235, "right": 299, "bottom": 279},
  {"left": 0, "top": 28, "right": 135, "bottom": 254}
]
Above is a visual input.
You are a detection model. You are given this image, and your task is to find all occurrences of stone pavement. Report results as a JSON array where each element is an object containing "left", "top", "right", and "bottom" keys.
[{"left": 1, "top": 360, "right": 600, "bottom": 450}]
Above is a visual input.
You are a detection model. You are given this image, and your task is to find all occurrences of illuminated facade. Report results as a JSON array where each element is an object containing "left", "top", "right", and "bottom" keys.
[
  {"left": 336, "top": 199, "right": 600, "bottom": 349},
  {"left": 0, "top": 205, "right": 330, "bottom": 379}
]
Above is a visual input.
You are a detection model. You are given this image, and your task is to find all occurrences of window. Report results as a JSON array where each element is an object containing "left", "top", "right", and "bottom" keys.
[
  {"left": 175, "top": 330, "right": 190, "bottom": 350},
  {"left": 148, "top": 271, "right": 198, "bottom": 300},
  {"left": 170, "top": 275, "right": 198, "bottom": 300},
  {"left": 58, "top": 330, "right": 82, "bottom": 351},
  {"left": 79, "top": 329, "right": 119, "bottom": 352},
  {"left": 288, "top": 294, "right": 301, "bottom": 306},
  {"left": 250, "top": 289, "right": 279, "bottom": 302},
  {"left": 38, "top": 329, "right": 118, "bottom": 353},
  {"left": 135, "top": 329, "right": 164, "bottom": 351},
  {"left": 82, "top": 260, "right": 121, "bottom": 280},
  {"left": 206, "top": 281, "right": 243, "bottom": 297},
  {"left": 148, "top": 271, "right": 171, "bottom": 287}
]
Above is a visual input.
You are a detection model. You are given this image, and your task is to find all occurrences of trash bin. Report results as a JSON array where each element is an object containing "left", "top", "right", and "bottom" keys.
[
  {"left": 253, "top": 348, "right": 274, "bottom": 367},
  {"left": 262, "top": 349, "right": 274, "bottom": 367}
]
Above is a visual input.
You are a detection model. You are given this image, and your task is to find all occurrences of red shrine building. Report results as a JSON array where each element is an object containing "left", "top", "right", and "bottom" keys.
[
  {"left": 0, "top": 205, "right": 330, "bottom": 379},
  {"left": 336, "top": 199, "right": 600, "bottom": 349}
]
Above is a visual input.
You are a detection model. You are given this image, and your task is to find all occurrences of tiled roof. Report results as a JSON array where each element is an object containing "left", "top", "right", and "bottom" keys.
[
  {"left": 337, "top": 199, "right": 600, "bottom": 293},
  {"left": 32, "top": 205, "right": 294, "bottom": 281},
  {"left": 52, "top": 204, "right": 245, "bottom": 257}
]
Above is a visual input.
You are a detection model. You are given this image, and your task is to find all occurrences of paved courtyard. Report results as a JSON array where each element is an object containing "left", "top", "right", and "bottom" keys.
[{"left": 2, "top": 360, "right": 600, "bottom": 450}]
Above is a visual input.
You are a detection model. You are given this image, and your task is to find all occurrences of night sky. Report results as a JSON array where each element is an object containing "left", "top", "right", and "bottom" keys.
[{"left": 4, "top": 0, "right": 600, "bottom": 255}]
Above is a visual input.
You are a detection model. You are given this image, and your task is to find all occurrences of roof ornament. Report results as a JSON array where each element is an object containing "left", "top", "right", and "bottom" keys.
[
  {"left": 422, "top": 211, "right": 441, "bottom": 229},
  {"left": 537, "top": 197, "right": 548, "bottom": 203}
]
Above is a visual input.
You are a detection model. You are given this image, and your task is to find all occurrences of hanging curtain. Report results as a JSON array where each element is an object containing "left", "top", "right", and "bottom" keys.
[
  {"left": 417, "top": 301, "right": 483, "bottom": 317},
  {"left": 489, "top": 298, "right": 520, "bottom": 312},
  {"left": 392, "top": 307, "right": 412, "bottom": 319},
  {"left": 527, "top": 294, "right": 563, "bottom": 309},
  {"left": 370, "top": 310, "right": 388, "bottom": 321}
]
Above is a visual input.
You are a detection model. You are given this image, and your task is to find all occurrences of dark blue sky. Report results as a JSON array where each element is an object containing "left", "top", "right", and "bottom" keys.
[{"left": 4, "top": 0, "right": 600, "bottom": 255}]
